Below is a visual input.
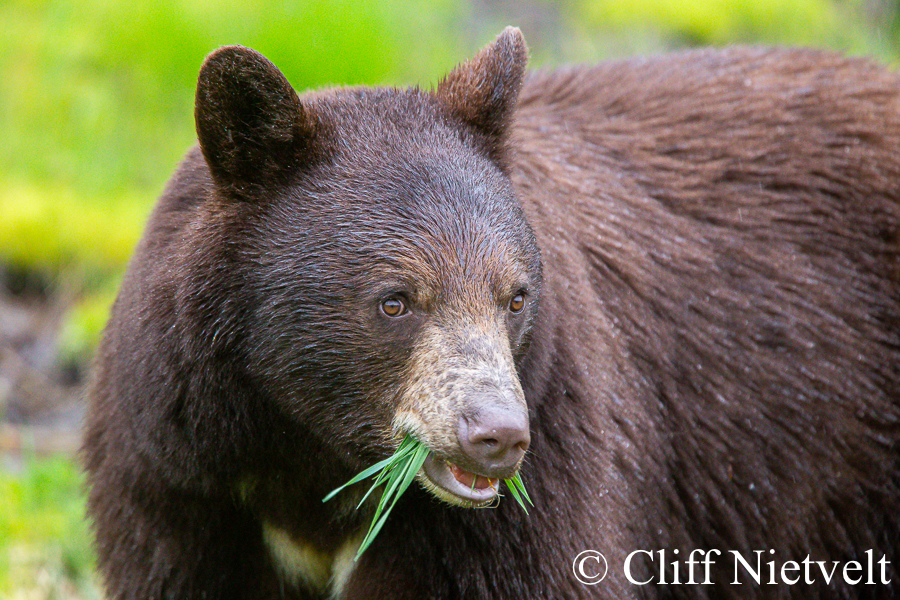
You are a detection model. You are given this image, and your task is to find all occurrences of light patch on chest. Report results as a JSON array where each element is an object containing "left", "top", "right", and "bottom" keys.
[
  {"left": 262, "top": 521, "right": 360, "bottom": 598},
  {"left": 330, "top": 536, "right": 361, "bottom": 598}
]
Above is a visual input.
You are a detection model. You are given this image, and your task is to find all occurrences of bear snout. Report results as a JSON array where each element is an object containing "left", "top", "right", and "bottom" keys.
[{"left": 458, "top": 407, "right": 530, "bottom": 478}]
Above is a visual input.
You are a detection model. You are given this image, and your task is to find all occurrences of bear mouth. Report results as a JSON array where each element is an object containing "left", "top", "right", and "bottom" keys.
[{"left": 421, "top": 454, "right": 501, "bottom": 506}]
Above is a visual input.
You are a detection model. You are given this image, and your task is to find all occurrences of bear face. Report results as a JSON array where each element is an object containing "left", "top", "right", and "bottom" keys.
[{"left": 188, "top": 30, "right": 541, "bottom": 507}]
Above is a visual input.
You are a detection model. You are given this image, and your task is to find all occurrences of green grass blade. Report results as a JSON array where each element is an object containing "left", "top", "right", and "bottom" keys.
[
  {"left": 355, "top": 444, "right": 429, "bottom": 559},
  {"left": 507, "top": 473, "right": 533, "bottom": 506},
  {"left": 321, "top": 435, "right": 533, "bottom": 560},
  {"left": 362, "top": 460, "right": 413, "bottom": 546},
  {"left": 322, "top": 438, "right": 417, "bottom": 503},
  {"left": 503, "top": 478, "right": 529, "bottom": 514},
  {"left": 370, "top": 445, "right": 425, "bottom": 531},
  {"left": 355, "top": 462, "right": 397, "bottom": 509},
  {"left": 374, "top": 456, "right": 412, "bottom": 513},
  {"left": 322, "top": 455, "right": 394, "bottom": 503},
  {"left": 355, "top": 445, "right": 417, "bottom": 509}
]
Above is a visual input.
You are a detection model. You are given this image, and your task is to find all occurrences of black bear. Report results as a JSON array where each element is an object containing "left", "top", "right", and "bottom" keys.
[{"left": 84, "top": 27, "right": 900, "bottom": 599}]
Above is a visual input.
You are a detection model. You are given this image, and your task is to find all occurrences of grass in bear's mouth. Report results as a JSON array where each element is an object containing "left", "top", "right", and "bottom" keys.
[{"left": 323, "top": 434, "right": 532, "bottom": 558}]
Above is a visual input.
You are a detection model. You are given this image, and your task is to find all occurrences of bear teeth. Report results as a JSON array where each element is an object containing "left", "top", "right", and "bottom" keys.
[{"left": 447, "top": 462, "right": 498, "bottom": 491}]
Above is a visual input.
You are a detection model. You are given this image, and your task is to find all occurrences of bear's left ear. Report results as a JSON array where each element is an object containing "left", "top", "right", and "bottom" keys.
[
  {"left": 195, "top": 46, "right": 325, "bottom": 193},
  {"left": 435, "top": 27, "right": 528, "bottom": 169}
]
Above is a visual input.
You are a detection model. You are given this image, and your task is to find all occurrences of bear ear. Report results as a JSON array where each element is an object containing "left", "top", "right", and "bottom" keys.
[
  {"left": 195, "top": 46, "right": 323, "bottom": 192},
  {"left": 434, "top": 27, "right": 528, "bottom": 167}
]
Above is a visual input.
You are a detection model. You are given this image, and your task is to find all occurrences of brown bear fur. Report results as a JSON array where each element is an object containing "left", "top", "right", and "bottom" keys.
[{"left": 84, "top": 28, "right": 900, "bottom": 599}]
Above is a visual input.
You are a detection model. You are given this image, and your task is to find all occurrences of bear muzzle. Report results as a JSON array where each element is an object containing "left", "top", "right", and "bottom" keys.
[
  {"left": 418, "top": 404, "right": 530, "bottom": 506},
  {"left": 397, "top": 324, "right": 531, "bottom": 505}
]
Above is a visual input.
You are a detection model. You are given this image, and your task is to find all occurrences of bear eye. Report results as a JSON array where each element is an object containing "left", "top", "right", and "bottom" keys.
[
  {"left": 380, "top": 297, "right": 407, "bottom": 318},
  {"left": 509, "top": 292, "right": 526, "bottom": 314}
]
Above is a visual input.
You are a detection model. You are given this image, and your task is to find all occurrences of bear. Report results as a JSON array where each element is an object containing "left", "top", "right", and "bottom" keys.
[{"left": 83, "top": 26, "right": 900, "bottom": 599}]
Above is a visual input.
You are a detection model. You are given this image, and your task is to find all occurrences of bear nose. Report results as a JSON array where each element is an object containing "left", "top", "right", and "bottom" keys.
[{"left": 458, "top": 409, "right": 530, "bottom": 476}]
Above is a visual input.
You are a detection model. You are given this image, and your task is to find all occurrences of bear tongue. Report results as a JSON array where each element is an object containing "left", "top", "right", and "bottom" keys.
[{"left": 448, "top": 463, "right": 497, "bottom": 491}]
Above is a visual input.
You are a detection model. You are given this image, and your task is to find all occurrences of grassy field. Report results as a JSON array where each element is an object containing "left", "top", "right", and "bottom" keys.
[
  {"left": 0, "top": 456, "right": 100, "bottom": 600},
  {"left": 2, "top": 0, "right": 899, "bottom": 597}
]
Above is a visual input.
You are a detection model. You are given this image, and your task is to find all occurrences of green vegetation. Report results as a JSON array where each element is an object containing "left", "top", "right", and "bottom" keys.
[
  {"left": 574, "top": 0, "right": 895, "bottom": 55},
  {"left": 0, "top": 456, "right": 100, "bottom": 599},
  {"left": 325, "top": 435, "right": 432, "bottom": 559},
  {"left": 324, "top": 435, "right": 534, "bottom": 559},
  {"left": 0, "top": 0, "right": 461, "bottom": 267}
]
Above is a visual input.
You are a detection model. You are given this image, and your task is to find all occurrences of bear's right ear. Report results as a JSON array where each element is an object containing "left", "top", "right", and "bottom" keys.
[{"left": 195, "top": 46, "right": 323, "bottom": 192}]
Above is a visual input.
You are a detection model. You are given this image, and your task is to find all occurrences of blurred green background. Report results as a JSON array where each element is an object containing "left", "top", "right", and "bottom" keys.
[{"left": 1, "top": 0, "right": 898, "bottom": 597}]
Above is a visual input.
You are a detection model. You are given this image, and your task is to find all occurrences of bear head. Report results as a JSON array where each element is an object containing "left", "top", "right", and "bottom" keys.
[{"left": 187, "top": 27, "right": 542, "bottom": 507}]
